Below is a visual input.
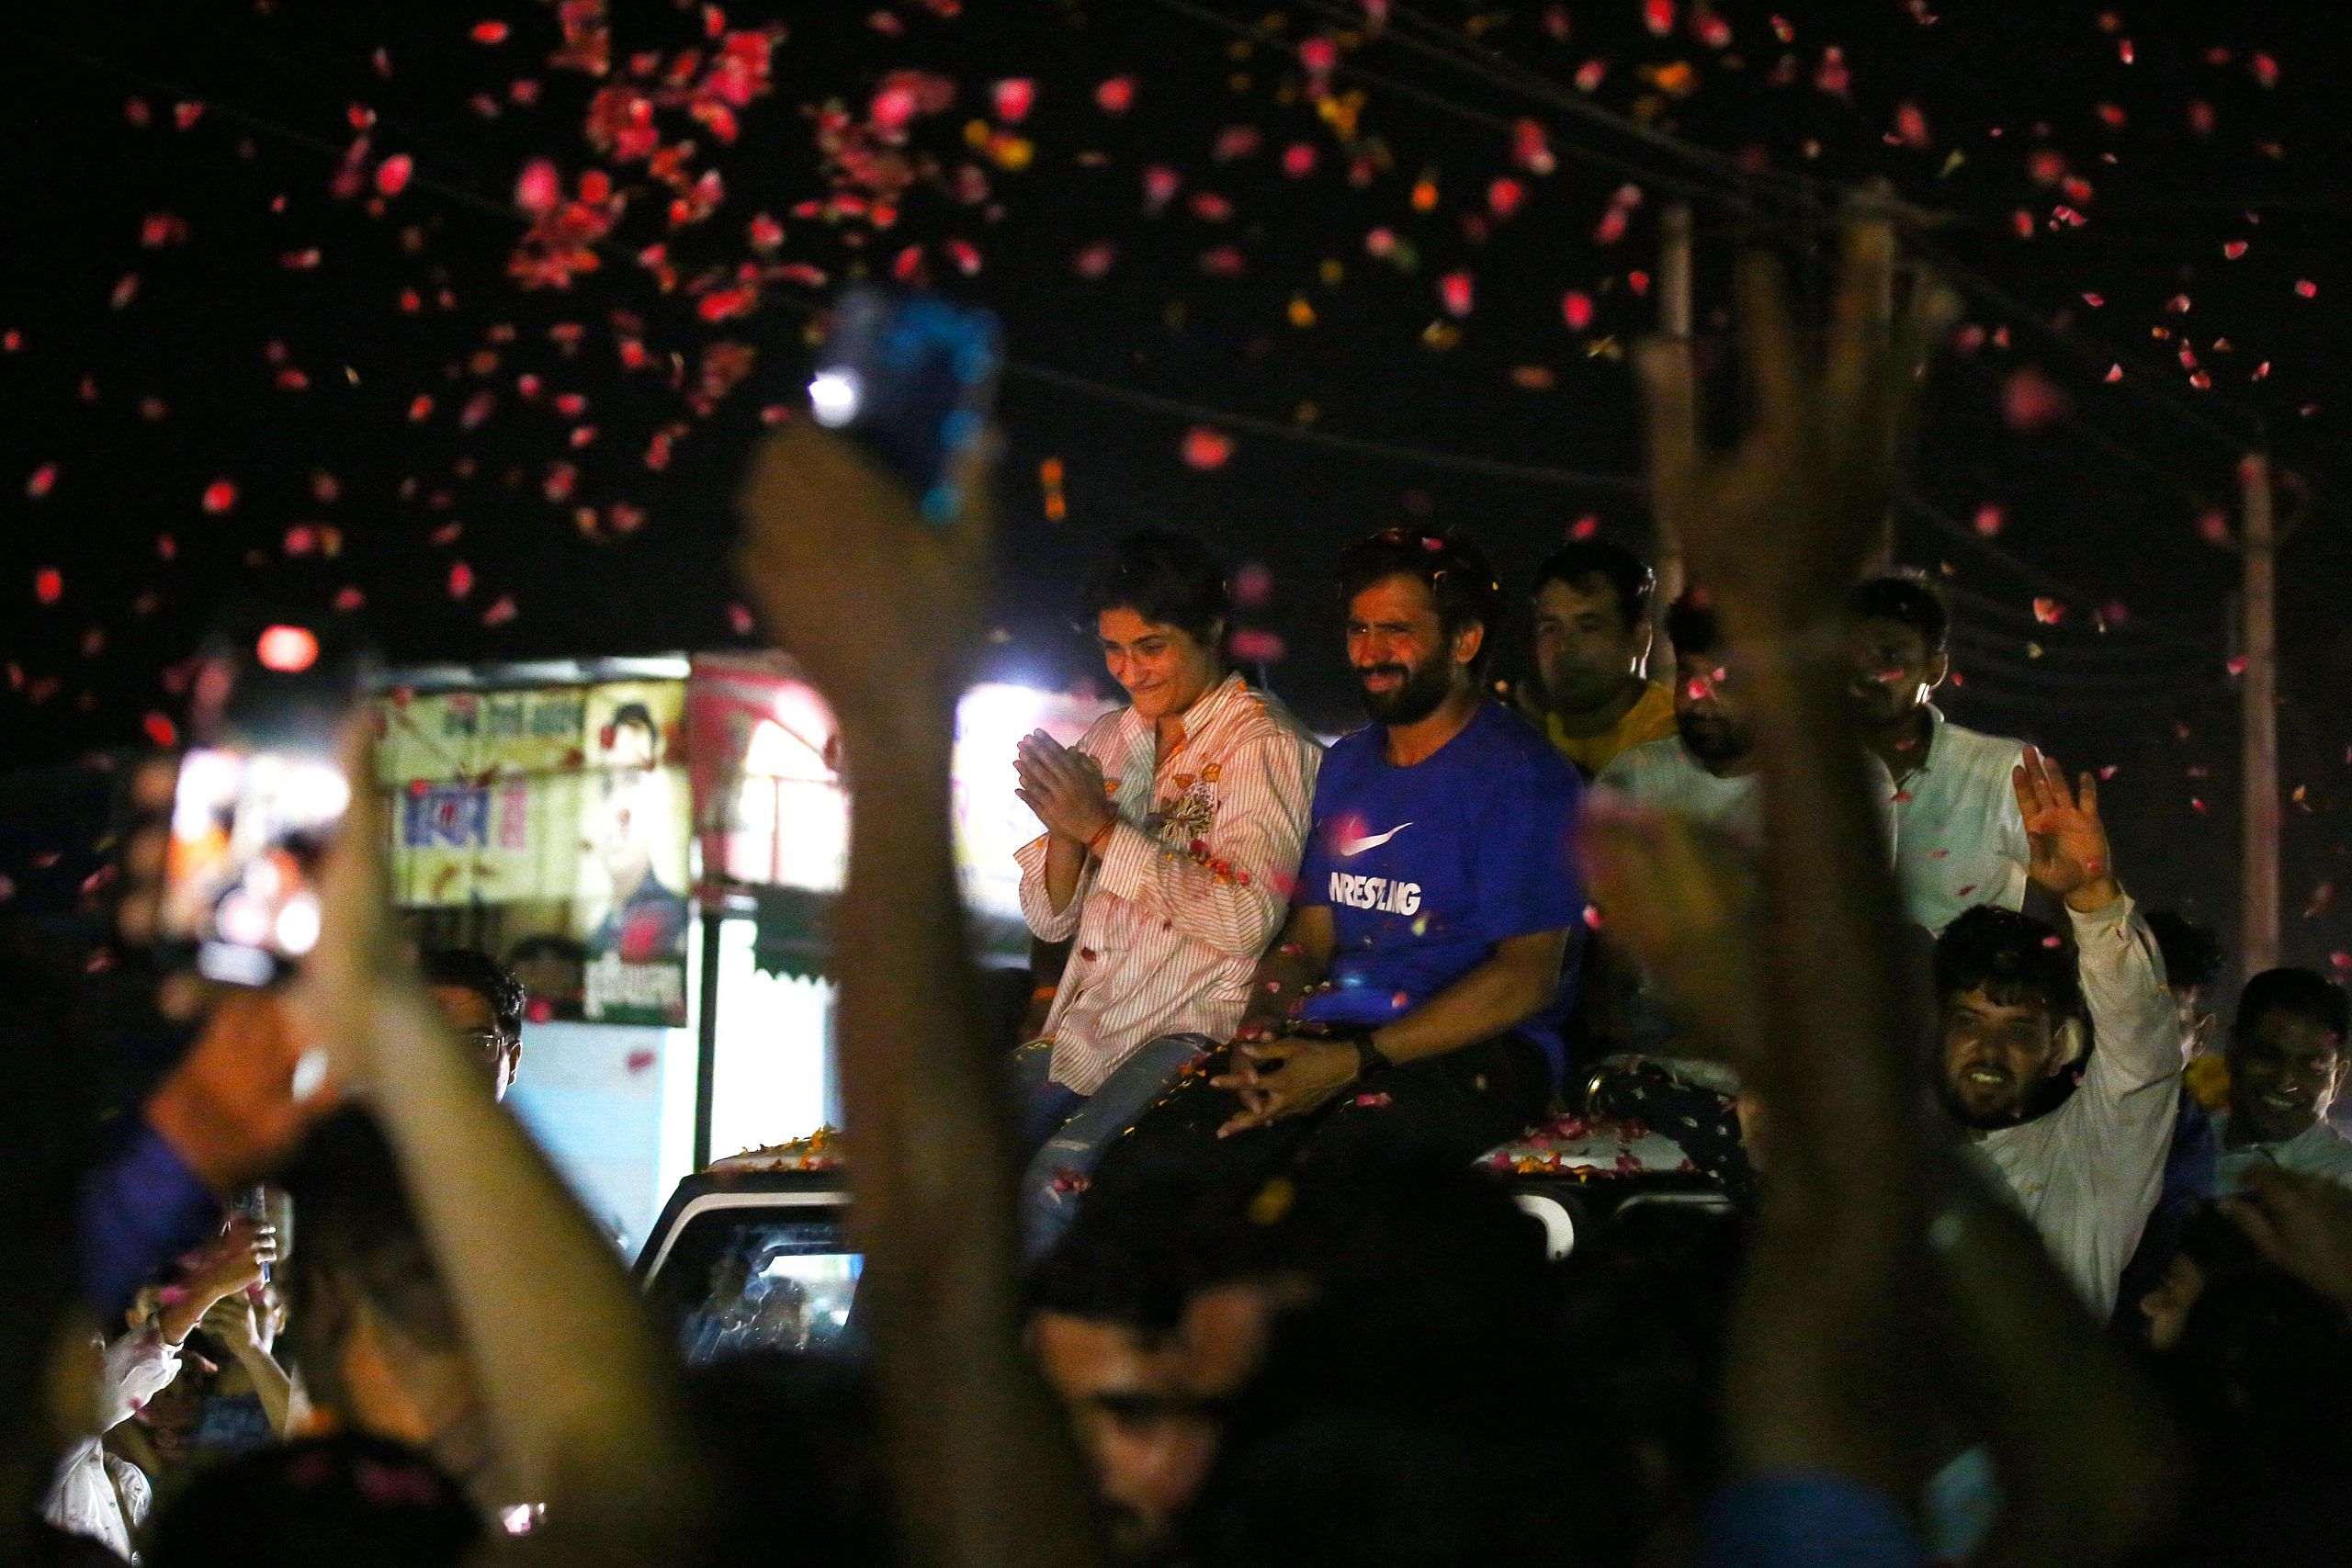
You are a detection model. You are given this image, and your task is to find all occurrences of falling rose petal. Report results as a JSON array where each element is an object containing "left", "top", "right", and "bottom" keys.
[
  {"left": 1281, "top": 142, "right": 1318, "bottom": 177},
  {"left": 1973, "top": 503, "right": 2005, "bottom": 536},
  {"left": 448, "top": 562, "right": 475, "bottom": 599},
  {"left": 1142, "top": 164, "right": 1182, "bottom": 214},
  {"left": 471, "top": 19, "right": 509, "bottom": 43},
  {"left": 34, "top": 569, "right": 62, "bottom": 605},
  {"left": 2030, "top": 597, "right": 2064, "bottom": 626},
  {"left": 375, "top": 153, "right": 413, "bottom": 197},
  {"left": 481, "top": 595, "right": 518, "bottom": 626},
  {"left": 1211, "top": 125, "right": 1262, "bottom": 163},
  {"left": 1561, "top": 290, "right": 1594, "bottom": 331},
  {"left": 1182, "top": 426, "right": 1234, "bottom": 470},
  {"left": 2001, "top": 366, "right": 2070, "bottom": 431},
  {"left": 1095, "top": 75, "right": 1136, "bottom": 115},
  {"left": 201, "top": 479, "right": 238, "bottom": 514},
  {"left": 143, "top": 713, "right": 179, "bottom": 749},
  {"left": 1072, "top": 241, "right": 1118, "bottom": 278},
  {"left": 334, "top": 586, "right": 366, "bottom": 613},
  {"left": 2295, "top": 279, "right": 2318, "bottom": 299},
  {"left": 1439, "top": 271, "right": 1474, "bottom": 317},
  {"left": 991, "top": 78, "right": 1035, "bottom": 123},
  {"left": 1227, "top": 628, "right": 1286, "bottom": 664},
  {"left": 515, "top": 159, "right": 561, "bottom": 216},
  {"left": 1644, "top": 0, "right": 1675, "bottom": 36},
  {"left": 111, "top": 274, "right": 141, "bottom": 310},
  {"left": 1511, "top": 118, "right": 1555, "bottom": 175},
  {"left": 27, "top": 463, "right": 57, "bottom": 499},
  {"left": 727, "top": 602, "right": 756, "bottom": 637},
  {"left": 1488, "top": 177, "right": 1525, "bottom": 218}
]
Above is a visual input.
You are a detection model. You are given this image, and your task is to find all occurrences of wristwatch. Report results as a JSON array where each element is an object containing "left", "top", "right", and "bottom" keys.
[{"left": 1348, "top": 1030, "right": 1394, "bottom": 1079}]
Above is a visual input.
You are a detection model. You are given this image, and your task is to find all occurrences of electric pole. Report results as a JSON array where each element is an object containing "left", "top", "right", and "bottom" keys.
[{"left": 2239, "top": 451, "right": 2280, "bottom": 975}]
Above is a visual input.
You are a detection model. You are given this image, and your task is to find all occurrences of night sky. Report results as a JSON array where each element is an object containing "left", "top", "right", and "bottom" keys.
[{"left": 4, "top": 0, "right": 2349, "bottom": 972}]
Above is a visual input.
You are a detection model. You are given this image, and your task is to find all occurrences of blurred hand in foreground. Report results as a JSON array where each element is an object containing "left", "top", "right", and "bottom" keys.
[
  {"left": 735, "top": 422, "right": 994, "bottom": 724},
  {"left": 1637, "top": 212, "right": 1958, "bottom": 631}
]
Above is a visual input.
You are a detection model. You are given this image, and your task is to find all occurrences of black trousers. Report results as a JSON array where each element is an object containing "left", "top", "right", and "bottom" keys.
[{"left": 1092, "top": 1030, "right": 1555, "bottom": 1195}]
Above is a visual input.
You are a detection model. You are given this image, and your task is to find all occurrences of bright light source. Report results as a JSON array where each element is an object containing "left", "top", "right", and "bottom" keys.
[
  {"left": 255, "top": 625, "right": 320, "bottom": 673},
  {"left": 275, "top": 892, "right": 322, "bottom": 955},
  {"left": 808, "top": 368, "right": 863, "bottom": 428},
  {"left": 219, "top": 892, "right": 271, "bottom": 948}
]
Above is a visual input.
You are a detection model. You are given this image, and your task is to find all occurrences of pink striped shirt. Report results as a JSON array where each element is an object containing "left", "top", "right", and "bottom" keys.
[{"left": 1016, "top": 672, "right": 1322, "bottom": 1094}]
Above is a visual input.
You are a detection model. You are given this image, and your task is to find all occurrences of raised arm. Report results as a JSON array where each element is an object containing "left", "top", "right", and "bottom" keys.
[
  {"left": 1638, "top": 215, "right": 1946, "bottom": 1510},
  {"left": 737, "top": 423, "right": 1100, "bottom": 1568},
  {"left": 296, "top": 755, "right": 710, "bottom": 1566},
  {"left": 2009, "top": 747, "right": 2179, "bottom": 1097}
]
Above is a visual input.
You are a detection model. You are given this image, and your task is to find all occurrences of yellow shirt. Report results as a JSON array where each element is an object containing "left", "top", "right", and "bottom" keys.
[{"left": 1544, "top": 681, "right": 1679, "bottom": 779}]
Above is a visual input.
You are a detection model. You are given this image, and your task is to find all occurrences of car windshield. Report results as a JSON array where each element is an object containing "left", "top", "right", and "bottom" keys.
[{"left": 670, "top": 1215, "right": 863, "bottom": 1365}]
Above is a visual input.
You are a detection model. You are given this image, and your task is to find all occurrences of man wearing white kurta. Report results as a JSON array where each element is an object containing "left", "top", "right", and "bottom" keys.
[
  {"left": 1939, "top": 749, "right": 2185, "bottom": 1318},
  {"left": 1847, "top": 575, "right": 2031, "bottom": 933}
]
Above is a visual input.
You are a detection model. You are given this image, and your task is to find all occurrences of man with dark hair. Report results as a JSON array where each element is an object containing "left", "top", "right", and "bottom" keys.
[
  {"left": 1847, "top": 572, "right": 2031, "bottom": 932},
  {"left": 1528, "top": 539, "right": 1677, "bottom": 778},
  {"left": 1933, "top": 749, "right": 2183, "bottom": 1315},
  {"left": 1598, "top": 590, "right": 1895, "bottom": 849},
  {"left": 1023, "top": 1172, "right": 1284, "bottom": 1562},
  {"left": 419, "top": 947, "right": 526, "bottom": 1100},
  {"left": 277, "top": 1111, "right": 504, "bottom": 1515},
  {"left": 2215, "top": 966, "right": 2352, "bottom": 1190},
  {"left": 1010, "top": 528, "right": 1320, "bottom": 1251},
  {"left": 1097, "top": 525, "right": 1583, "bottom": 1186}
]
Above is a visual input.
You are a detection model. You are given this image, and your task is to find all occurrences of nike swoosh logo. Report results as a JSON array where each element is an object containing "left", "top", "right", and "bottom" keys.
[{"left": 1337, "top": 822, "right": 1413, "bottom": 857}]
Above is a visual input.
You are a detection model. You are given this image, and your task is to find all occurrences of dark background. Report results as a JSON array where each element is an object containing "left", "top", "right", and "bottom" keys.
[{"left": 3, "top": 0, "right": 2348, "bottom": 977}]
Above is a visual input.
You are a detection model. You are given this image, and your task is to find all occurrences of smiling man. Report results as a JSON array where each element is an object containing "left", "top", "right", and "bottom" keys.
[
  {"left": 1846, "top": 573, "right": 2030, "bottom": 933},
  {"left": 1096, "top": 526, "right": 1584, "bottom": 1190},
  {"left": 2214, "top": 967, "right": 2352, "bottom": 1190},
  {"left": 1933, "top": 749, "right": 2185, "bottom": 1315}
]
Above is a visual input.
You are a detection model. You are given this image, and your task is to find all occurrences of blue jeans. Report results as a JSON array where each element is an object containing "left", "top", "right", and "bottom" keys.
[{"left": 1008, "top": 1033, "right": 1216, "bottom": 1257}]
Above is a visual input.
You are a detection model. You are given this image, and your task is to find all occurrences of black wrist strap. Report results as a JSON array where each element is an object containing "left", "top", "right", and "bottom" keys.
[{"left": 1350, "top": 1031, "right": 1393, "bottom": 1078}]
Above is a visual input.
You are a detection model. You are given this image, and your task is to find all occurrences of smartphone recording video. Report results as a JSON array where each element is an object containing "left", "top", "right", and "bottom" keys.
[
  {"left": 806, "top": 284, "right": 1001, "bottom": 525},
  {"left": 159, "top": 615, "right": 369, "bottom": 987}
]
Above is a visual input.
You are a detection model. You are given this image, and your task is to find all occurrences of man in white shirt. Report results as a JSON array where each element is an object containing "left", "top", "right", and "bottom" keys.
[
  {"left": 1847, "top": 574, "right": 2030, "bottom": 933},
  {"left": 1010, "top": 530, "right": 1320, "bottom": 1252},
  {"left": 2212, "top": 966, "right": 2352, "bottom": 1191},
  {"left": 1937, "top": 748, "right": 2184, "bottom": 1316},
  {"left": 1598, "top": 591, "right": 1897, "bottom": 850}
]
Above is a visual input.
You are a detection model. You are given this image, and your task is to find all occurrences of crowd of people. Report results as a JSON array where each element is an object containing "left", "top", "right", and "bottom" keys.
[{"left": 9, "top": 216, "right": 2352, "bottom": 1566}]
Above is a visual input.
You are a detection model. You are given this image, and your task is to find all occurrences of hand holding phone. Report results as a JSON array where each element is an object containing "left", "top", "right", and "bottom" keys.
[
  {"left": 806, "top": 285, "right": 1001, "bottom": 525},
  {"left": 159, "top": 614, "right": 369, "bottom": 987}
]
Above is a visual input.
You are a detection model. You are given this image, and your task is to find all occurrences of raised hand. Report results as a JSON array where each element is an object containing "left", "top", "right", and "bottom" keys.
[
  {"left": 1636, "top": 209, "right": 1958, "bottom": 634},
  {"left": 735, "top": 422, "right": 994, "bottom": 726},
  {"left": 2011, "top": 745, "right": 2119, "bottom": 912}
]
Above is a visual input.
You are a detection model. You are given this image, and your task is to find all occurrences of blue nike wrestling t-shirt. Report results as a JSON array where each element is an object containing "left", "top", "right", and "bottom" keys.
[{"left": 1295, "top": 703, "right": 1588, "bottom": 1080}]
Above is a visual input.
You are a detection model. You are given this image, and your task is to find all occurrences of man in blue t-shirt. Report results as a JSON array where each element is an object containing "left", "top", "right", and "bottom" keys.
[{"left": 1097, "top": 526, "right": 1587, "bottom": 1185}]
